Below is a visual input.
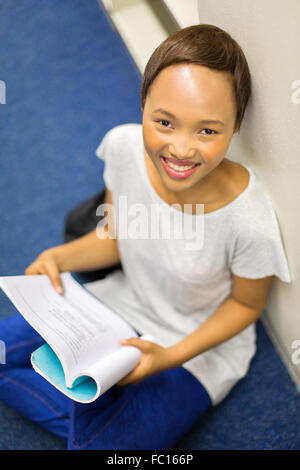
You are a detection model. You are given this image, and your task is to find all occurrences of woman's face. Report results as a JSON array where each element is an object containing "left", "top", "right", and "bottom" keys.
[{"left": 142, "top": 63, "right": 238, "bottom": 199}]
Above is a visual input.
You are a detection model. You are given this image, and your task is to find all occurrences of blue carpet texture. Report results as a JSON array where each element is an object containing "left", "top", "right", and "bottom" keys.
[{"left": 0, "top": 0, "right": 299, "bottom": 450}]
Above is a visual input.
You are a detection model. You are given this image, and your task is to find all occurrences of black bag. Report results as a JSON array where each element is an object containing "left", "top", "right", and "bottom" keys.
[
  {"left": 64, "top": 190, "right": 106, "bottom": 243},
  {"left": 63, "top": 189, "right": 122, "bottom": 282}
]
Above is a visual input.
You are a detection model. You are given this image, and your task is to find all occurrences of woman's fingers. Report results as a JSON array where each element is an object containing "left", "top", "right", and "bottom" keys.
[
  {"left": 24, "top": 253, "right": 63, "bottom": 294},
  {"left": 44, "top": 257, "right": 64, "bottom": 294}
]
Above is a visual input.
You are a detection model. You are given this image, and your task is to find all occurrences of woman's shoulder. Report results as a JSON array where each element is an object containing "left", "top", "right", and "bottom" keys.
[
  {"left": 230, "top": 163, "right": 279, "bottom": 230},
  {"left": 96, "top": 123, "right": 142, "bottom": 162},
  {"left": 104, "top": 123, "right": 142, "bottom": 143}
]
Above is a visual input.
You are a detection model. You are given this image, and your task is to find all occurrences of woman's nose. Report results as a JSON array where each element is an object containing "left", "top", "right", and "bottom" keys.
[{"left": 169, "top": 138, "right": 195, "bottom": 160}]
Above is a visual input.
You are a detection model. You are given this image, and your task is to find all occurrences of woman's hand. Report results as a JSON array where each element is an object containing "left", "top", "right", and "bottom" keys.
[
  {"left": 116, "top": 337, "right": 174, "bottom": 386},
  {"left": 24, "top": 248, "right": 64, "bottom": 294}
]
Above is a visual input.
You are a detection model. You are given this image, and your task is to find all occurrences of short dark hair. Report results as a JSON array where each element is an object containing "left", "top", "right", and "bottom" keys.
[{"left": 141, "top": 24, "right": 251, "bottom": 133}]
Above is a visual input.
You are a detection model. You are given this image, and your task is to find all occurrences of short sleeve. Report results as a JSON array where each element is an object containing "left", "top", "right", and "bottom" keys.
[
  {"left": 230, "top": 211, "right": 292, "bottom": 283},
  {"left": 95, "top": 130, "right": 113, "bottom": 191}
]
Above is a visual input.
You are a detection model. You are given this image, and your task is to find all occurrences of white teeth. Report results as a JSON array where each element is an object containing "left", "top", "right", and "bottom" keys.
[{"left": 164, "top": 159, "right": 197, "bottom": 171}]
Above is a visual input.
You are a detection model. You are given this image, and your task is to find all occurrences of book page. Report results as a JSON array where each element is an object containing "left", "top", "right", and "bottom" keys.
[{"left": 0, "top": 272, "right": 139, "bottom": 385}]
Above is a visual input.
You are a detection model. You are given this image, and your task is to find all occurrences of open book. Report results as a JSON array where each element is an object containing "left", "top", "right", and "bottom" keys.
[{"left": 0, "top": 272, "right": 154, "bottom": 403}]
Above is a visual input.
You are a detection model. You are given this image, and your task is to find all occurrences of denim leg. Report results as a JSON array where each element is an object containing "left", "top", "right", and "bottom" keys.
[
  {"left": 68, "top": 366, "right": 212, "bottom": 450},
  {"left": 0, "top": 313, "right": 71, "bottom": 441},
  {"left": 0, "top": 313, "right": 44, "bottom": 369}
]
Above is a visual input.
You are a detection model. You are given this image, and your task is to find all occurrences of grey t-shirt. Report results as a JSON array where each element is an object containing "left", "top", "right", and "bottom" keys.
[{"left": 84, "top": 123, "right": 291, "bottom": 406}]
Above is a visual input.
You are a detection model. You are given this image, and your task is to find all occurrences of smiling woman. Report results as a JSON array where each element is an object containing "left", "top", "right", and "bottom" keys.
[{"left": 0, "top": 21, "right": 292, "bottom": 451}]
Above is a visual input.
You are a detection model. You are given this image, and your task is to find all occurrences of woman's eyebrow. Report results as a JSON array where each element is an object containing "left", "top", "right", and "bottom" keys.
[
  {"left": 152, "top": 108, "right": 225, "bottom": 126},
  {"left": 153, "top": 108, "right": 176, "bottom": 119}
]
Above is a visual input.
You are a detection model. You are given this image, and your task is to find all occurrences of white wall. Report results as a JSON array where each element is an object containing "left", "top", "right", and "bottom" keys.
[{"left": 197, "top": 0, "right": 300, "bottom": 389}]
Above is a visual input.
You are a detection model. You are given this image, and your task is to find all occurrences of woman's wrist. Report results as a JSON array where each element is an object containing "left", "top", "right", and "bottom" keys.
[
  {"left": 45, "top": 245, "right": 68, "bottom": 272},
  {"left": 164, "top": 345, "right": 184, "bottom": 370}
]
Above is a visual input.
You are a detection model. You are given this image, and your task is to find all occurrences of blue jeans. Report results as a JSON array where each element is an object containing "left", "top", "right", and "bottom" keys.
[{"left": 0, "top": 312, "right": 212, "bottom": 450}]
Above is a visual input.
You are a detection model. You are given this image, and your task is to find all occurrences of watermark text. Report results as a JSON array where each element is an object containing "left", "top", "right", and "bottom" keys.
[
  {"left": 95, "top": 197, "right": 205, "bottom": 251},
  {"left": 291, "top": 80, "right": 300, "bottom": 104},
  {"left": 0, "top": 340, "right": 6, "bottom": 364},
  {"left": 0, "top": 80, "right": 6, "bottom": 104},
  {"left": 291, "top": 339, "right": 300, "bottom": 365}
]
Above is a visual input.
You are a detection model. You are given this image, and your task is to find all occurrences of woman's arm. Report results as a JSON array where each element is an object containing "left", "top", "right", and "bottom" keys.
[
  {"left": 25, "top": 188, "right": 120, "bottom": 291},
  {"left": 50, "top": 230, "right": 120, "bottom": 274},
  {"left": 47, "top": 187, "right": 120, "bottom": 273},
  {"left": 165, "top": 274, "right": 274, "bottom": 368},
  {"left": 116, "top": 275, "right": 274, "bottom": 386}
]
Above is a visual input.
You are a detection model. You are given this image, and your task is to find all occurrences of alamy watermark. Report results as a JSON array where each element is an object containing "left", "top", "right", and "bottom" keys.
[
  {"left": 95, "top": 196, "right": 205, "bottom": 251},
  {"left": 0, "top": 340, "right": 6, "bottom": 364},
  {"left": 291, "top": 80, "right": 300, "bottom": 104},
  {"left": 0, "top": 80, "right": 6, "bottom": 104},
  {"left": 291, "top": 339, "right": 300, "bottom": 365}
]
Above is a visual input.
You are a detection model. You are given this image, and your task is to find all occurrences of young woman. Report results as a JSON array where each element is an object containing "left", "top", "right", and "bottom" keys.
[{"left": 0, "top": 25, "right": 291, "bottom": 450}]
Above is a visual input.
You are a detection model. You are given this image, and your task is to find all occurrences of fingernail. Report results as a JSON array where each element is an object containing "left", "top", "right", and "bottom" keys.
[
  {"left": 120, "top": 339, "right": 127, "bottom": 345},
  {"left": 55, "top": 285, "right": 63, "bottom": 294}
]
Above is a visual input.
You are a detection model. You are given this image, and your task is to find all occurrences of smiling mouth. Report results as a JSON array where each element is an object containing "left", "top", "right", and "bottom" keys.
[
  {"left": 160, "top": 156, "right": 201, "bottom": 179},
  {"left": 162, "top": 156, "right": 201, "bottom": 171}
]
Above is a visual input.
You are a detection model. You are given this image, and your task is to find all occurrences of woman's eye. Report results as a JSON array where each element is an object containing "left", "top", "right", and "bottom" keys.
[
  {"left": 201, "top": 128, "right": 217, "bottom": 135},
  {"left": 158, "top": 119, "right": 171, "bottom": 128}
]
